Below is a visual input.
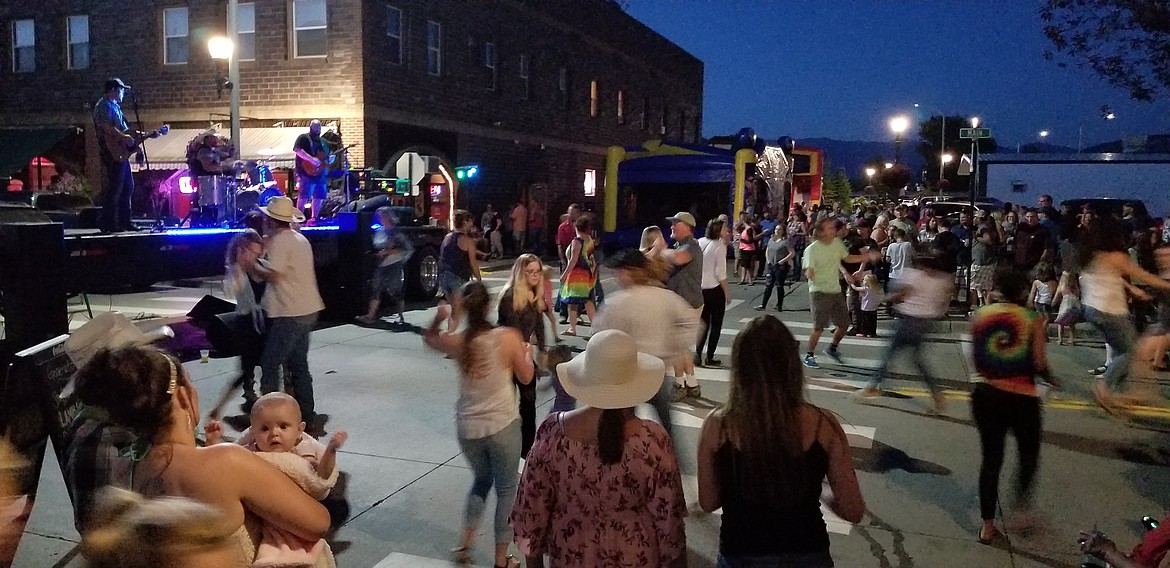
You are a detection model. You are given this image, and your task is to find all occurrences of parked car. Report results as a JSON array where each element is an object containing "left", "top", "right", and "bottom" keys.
[{"left": 924, "top": 200, "right": 999, "bottom": 222}]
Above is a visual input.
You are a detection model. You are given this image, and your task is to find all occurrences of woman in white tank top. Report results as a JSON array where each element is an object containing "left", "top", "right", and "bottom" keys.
[
  {"left": 424, "top": 282, "right": 535, "bottom": 568},
  {"left": 1075, "top": 217, "right": 1170, "bottom": 412}
]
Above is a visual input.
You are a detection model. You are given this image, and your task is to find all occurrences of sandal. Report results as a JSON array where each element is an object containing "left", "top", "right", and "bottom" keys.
[
  {"left": 451, "top": 546, "right": 471, "bottom": 564},
  {"left": 978, "top": 524, "right": 1000, "bottom": 544},
  {"left": 563, "top": 329, "right": 577, "bottom": 337}
]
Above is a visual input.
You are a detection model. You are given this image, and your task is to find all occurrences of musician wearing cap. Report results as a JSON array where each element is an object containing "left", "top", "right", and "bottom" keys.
[
  {"left": 293, "top": 120, "right": 330, "bottom": 224},
  {"left": 255, "top": 197, "right": 326, "bottom": 430},
  {"left": 92, "top": 78, "right": 137, "bottom": 233},
  {"left": 187, "top": 129, "right": 231, "bottom": 178}
]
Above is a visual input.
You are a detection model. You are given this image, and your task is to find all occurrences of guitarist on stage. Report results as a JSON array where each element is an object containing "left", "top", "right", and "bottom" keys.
[
  {"left": 293, "top": 119, "right": 330, "bottom": 224},
  {"left": 92, "top": 78, "right": 138, "bottom": 233}
]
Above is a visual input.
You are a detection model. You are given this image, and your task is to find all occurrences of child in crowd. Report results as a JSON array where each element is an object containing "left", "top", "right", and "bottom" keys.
[
  {"left": 207, "top": 393, "right": 346, "bottom": 568},
  {"left": 357, "top": 207, "right": 412, "bottom": 326},
  {"left": 1052, "top": 270, "right": 1082, "bottom": 346},
  {"left": 1028, "top": 263, "right": 1058, "bottom": 320},
  {"left": 852, "top": 273, "right": 881, "bottom": 337}
]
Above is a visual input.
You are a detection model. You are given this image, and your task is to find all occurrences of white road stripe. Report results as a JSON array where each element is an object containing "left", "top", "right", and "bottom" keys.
[{"left": 372, "top": 552, "right": 461, "bottom": 567}]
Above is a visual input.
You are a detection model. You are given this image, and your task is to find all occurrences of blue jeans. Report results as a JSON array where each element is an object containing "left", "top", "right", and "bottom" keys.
[
  {"left": 260, "top": 313, "right": 318, "bottom": 419},
  {"left": 867, "top": 315, "right": 938, "bottom": 393},
  {"left": 717, "top": 552, "right": 834, "bottom": 568},
  {"left": 458, "top": 419, "right": 521, "bottom": 545},
  {"left": 101, "top": 159, "right": 134, "bottom": 232},
  {"left": 1084, "top": 306, "right": 1137, "bottom": 390},
  {"left": 647, "top": 374, "right": 674, "bottom": 437}
]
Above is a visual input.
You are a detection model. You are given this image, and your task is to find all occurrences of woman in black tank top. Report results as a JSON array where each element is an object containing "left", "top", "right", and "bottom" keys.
[{"left": 697, "top": 316, "right": 866, "bottom": 568}]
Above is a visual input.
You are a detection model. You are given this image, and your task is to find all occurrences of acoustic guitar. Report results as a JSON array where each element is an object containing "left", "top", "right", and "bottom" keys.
[
  {"left": 99, "top": 124, "right": 170, "bottom": 162},
  {"left": 300, "top": 143, "right": 356, "bottom": 177}
]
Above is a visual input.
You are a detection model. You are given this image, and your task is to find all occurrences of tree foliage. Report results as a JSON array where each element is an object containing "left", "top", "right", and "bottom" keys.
[
  {"left": 915, "top": 115, "right": 998, "bottom": 194},
  {"left": 1040, "top": 0, "right": 1170, "bottom": 101},
  {"left": 822, "top": 168, "right": 853, "bottom": 207}
]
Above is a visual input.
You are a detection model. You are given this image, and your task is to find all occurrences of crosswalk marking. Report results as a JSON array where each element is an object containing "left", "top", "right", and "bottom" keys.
[{"left": 372, "top": 552, "right": 461, "bottom": 567}]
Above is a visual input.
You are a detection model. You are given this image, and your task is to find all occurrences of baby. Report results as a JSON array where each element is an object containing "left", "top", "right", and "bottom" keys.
[{"left": 206, "top": 393, "right": 346, "bottom": 568}]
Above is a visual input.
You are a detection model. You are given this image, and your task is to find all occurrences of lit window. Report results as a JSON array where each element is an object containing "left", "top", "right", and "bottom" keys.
[
  {"left": 616, "top": 90, "right": 624, "bottom": 124},
  {"left": 67, "top": 15, "right": 89, "bottom": 70},
  {"left": 426, "top": 20, "right": 442, "bottom": 75},
  {"left": 163, "top": 8, "right": 188, "bottom": 65},
  {"left": 236, "top": 3, "right": 256, "bottom": 61},
  {"left": 589, "top": 80, "right": 598, "bottom": 117},
  {"left": 293, "top": 0, "right": 327, "bottom": 58},
  {"left": 386, "top": 5, "right": 402, "bottom": 65},
  {"left": 484, "top": 41, "right": 496, "bottom": 91},
  {"left": 12, "top": 19, "right": 34, "bottom": 72},
  {"left": 583, "top": 169, "right": 597, "bottom": 197},
  {"left": 518, "top": 54, "right": 530, "bottom": 100}
]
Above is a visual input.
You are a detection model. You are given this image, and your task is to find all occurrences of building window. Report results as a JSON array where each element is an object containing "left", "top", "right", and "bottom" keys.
[
  {"left": 616, "top": 90, "right": 624, "bottom": 124},
  {"left": 518, "top": 54, "right": 530, "bottom": 100},
  {"left": 558, "top": 67, "right": 569, "bottom": 110},
  {"left": 660, "top": 103, "right": 668, "bottom": 136},
  {"left": 484, "top": 41, "right": 496, "bottom": 91},
  {"left": 163, "top": 7, "right": 188, "bottom": 65},
  {"left": 584, "top": 169, "right": 597, "bottom": 197},
  {"left": 66, "top": 15, "right": 89, "bottom": 70},
  {"left": 426, "top": 20, "right": 441, "bottom": 75},
  {"left": 292, "top": 0, "right": 327, "bottom": 58},
  {"left": 385, "top": 5, "right": 402, "bottom": 65},
  {"left": 589, "top": 80, "right": 598, "bottom": 117},
  {"left": 11, "top": 19, "right": 34, "bottom": 73},
  {"left": 236, "top": 3, "right": 256, "bottom": 61}
]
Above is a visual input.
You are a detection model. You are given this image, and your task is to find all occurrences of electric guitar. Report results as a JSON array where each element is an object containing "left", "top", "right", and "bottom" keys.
[
  {"left": 300, "top": 143, "right": 356, "bottom": 177},
  {"left": 99, "top": 124, "right": 170, "bottom": 162}
]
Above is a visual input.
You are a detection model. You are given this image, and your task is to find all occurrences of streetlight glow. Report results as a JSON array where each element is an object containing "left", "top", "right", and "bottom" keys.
[
  {"left": 970, "top": 116, "right": 980, "bottom": 128},
  {"left": 941, "top": 153, "right": 954, "bottom": 164},
  {"left": 1105, "top": 112, "right": 1116, "bottom": 120},
  {"left": 208, "top": 36, "right": 234, "bottom": 60},
  {"left": 865, "top": 167, "right": 876, "bottom": 178},
  {"left": 1039, "top": 130, "right": 1049, "bottom": 137},
  {"left": 889, "top": 116, "right": 910, "bottom": 134},
  {"left": 884, "top": 162, "right": 894, "bottom": 169}
]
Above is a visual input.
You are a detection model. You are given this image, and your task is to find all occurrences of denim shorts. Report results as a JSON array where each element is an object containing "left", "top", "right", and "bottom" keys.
[{"left": 439, "top": 271, "right": 467, "bottom": 297}]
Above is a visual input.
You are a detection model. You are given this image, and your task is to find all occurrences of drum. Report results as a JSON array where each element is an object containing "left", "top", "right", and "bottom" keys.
[
  {"left": 197, "top": 176, "right": 233, "bottom": 207},
  {"left": 254, "top": 164, "right": 274, "bottom": 186},
  {"left": 235, "top": 188, "right": 261, "bottom": 212},
  {"left": 259, "top": 186, "right": 283, "bottom": 206}
]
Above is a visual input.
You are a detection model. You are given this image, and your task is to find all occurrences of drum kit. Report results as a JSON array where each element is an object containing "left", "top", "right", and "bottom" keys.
[{"left": 189, "top": 162, "right": 283, "bottom": 228}]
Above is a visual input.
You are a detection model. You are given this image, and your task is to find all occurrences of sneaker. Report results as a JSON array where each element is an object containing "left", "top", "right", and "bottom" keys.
[
  {"left": 803, "top": 355, "right": 819, "bottom": 368},
  {"left": 703, "top": 358, "right": 721, "bottom": 368},
  {"left": 1088, "top": 366, "right": 1108, "bottom": 375},
  {"left": 853, "top": 386, "right": 882, "bottom": 400},
  {"left": 754, "top": 305, "right": 766, "bottom": 311},
  {"left": 686, "top": 384, "right": 702, "bottom": 399},
  {"left": 824, "top": 346, "right": 844, "bottom": 364},
  {"left": 670, "top": 384, "right": 689, "bottom": 402}
]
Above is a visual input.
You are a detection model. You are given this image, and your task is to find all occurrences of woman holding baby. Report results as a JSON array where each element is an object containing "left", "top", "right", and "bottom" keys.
[{"left": 70, "top": 345, "right": 334, "bottom": 567}]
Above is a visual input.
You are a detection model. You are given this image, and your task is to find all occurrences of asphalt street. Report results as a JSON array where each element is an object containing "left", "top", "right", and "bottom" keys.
[{"left": 10, "top": 263, "right": 1170, "bottom": 567}]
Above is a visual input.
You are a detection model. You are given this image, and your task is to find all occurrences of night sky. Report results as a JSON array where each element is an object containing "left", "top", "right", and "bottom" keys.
[{"left": 626, "top": 1, "right": 1170, "bottom": 150}]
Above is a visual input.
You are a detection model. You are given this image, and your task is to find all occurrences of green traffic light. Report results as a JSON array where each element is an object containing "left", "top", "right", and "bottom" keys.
[{"left": 456, "top": 169, "right": 465, "bottom": 179}]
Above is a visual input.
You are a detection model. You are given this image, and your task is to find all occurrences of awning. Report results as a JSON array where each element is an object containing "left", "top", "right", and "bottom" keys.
[
  {"left": 0, "top": 127, "right": 75, "bottom": 177},
  {"left": 138, "top": 127, "right": 305, "bottom": 170}
]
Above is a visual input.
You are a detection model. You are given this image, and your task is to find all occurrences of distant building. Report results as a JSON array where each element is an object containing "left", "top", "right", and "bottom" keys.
[{"left": 0, "top": 0, "right": 703, "bottom": 220}]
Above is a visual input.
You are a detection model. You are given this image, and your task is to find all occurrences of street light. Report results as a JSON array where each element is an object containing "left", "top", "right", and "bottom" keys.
[
  {"left": 884, "top": 162, "right": 894, "bottom": 169},
  {"left": 889, "top": 115, "right": 910, "bottom": 164},
  {"left": 1039, "top": 130, "right": 1049, "bottom": 138},
  {"left": 941, "top": 153, "right": 954, "bottom": 164},
  {"left": 915, "top": 103, "right": 947, "bottom": 186},
  {"left": 970, "top": 116, "right": 980, "bottom": 128},
  {"left": 208, "top": 36, "right": 233, "bottom": 98},
  {"left": 865, "top": 166, "right": 876, "bottom": 178}
]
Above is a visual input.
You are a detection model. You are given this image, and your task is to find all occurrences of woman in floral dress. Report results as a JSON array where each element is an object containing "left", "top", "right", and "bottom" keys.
[{"left": 510, "top": 329, "right": 687, "bottom": 567}]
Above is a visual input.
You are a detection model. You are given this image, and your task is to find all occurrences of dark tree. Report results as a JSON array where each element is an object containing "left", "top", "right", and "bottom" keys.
[
  {"left": 915, "top": 115, "right": 998, "bottom": 194},
  {"left": 1040, "top": 0, "right": 1170, "bottom": 101}
]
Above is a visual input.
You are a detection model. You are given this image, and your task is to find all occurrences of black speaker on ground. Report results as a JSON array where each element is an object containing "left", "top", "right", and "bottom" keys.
[
  {"left": 0, "top": 223, "right": 68, "bottom": 351},
  {"left": 186, "top": 294, "right": 236, "bottom": 324},
  {"left": 78, "top": 206, "right": 102, "bottom": 229},
  {"left": 0, "top": 202, "right": 52, "bottom": 225}
]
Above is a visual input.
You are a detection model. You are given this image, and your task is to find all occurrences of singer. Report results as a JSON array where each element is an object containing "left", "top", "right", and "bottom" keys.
[{"left": 92, "top": 78, "right": 136, "bottom": 233}]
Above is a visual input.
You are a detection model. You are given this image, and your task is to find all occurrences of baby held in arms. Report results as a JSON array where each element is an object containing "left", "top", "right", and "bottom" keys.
[{"left": 207, "top": 393, "right": 346, "bottom": 568}]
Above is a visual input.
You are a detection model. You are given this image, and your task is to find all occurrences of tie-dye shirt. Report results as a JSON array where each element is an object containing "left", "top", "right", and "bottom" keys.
[{"left": 970, "top": 302, "right": 1043, "bottom": 396}]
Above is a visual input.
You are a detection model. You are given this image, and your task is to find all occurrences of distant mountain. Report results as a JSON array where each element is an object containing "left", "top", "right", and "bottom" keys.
[{"left": 795, "top": 137, "right": 926, "bottom": 182}]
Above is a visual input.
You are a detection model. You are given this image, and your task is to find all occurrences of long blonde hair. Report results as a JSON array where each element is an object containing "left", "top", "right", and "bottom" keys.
[
  {"left": 640, "top": 226, "right": 662, "bottom": 252},
  {"left": 499, "top": 254, "right": 547, "bottom": 313}
]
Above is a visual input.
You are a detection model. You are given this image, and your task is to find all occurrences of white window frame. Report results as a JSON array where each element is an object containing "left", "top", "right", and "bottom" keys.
[
  {"left": 484, "top": 41, "right": 496, "bottom": 91},
  {"left": 292, "top": 0, "right": 328, "bottom": 59},
  {"left": 616, "top": 90, "right": 624, "bottom": 124},
  {"left": 518, "top": 54, "right": 530, "bottom": 100},
  {"left": 236, "top": 3, "right": 256, "bottom": 61},
  {"left": 584, "top": 169, "right": 597, "bottom": 197},
  {"left": 386, "top": 5, "right": 403, "bottom": 65},
  {"left": 12, "top": 19, "right": 34, "bottom": 73},
  {"left": 163, "top": 7, "right": 188, "bottom": 65},
  {"left": 426, "top": 20, "right": 442, "bottom": 76},
  {"left": 67, "top": 15, "right": 89, "bottom": 70}
]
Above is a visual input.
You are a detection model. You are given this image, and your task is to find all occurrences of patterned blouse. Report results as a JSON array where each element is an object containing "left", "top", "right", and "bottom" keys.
[{"left": 510, "top": 414, "right": 687, "bottom": 567}]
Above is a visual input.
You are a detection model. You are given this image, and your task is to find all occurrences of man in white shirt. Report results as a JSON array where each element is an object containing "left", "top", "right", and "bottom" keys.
[{"left": 257, "top": 197, "right": 326, "bottom": 428}]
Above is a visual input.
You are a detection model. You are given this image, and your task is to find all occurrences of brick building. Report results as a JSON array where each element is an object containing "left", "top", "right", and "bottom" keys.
[{"left": 0, "top": 0, "right": 703, "bottom": 229}]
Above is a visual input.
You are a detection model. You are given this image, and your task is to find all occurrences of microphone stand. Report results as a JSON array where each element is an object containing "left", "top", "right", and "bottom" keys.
[{"left": 127, "top": 90, "right": 159, "bottom": 230}]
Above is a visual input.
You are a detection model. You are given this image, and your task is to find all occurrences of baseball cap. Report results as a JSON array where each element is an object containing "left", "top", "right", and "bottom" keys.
[
  {"left": 667, "top": 211, "right": 696, "bottom": 227},
  {"left": 104, "top": 78, "right": 132, "bottom": 91}
]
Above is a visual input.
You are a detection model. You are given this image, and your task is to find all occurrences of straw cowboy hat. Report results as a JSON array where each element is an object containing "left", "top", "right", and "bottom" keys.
[
  {"left": 556, "top": 330, "right": 665, "bottom": 409},
  {"left": 260, "top": 196, "right": 306, "bottom": 224},
  {"left": 65, "top": 312, "right": 174, "bottom": 371}
]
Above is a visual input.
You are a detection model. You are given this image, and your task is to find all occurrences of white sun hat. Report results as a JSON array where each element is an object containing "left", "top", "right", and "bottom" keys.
[
  {"left": 556, "top": 329, "right": 666, "bottom": 410},
  {"left": 259, "top": 195, "right": 306, "bottom": 224}
]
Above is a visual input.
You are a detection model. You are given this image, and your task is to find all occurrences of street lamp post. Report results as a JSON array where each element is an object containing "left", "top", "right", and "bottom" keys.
[
  {"left": 207, "top": 1, "right": 241, "bottom": 159},
  {"left": 889, "top": 116, "right": 910, "bottom": 164},
  {"left": 914, "top": 103, "right": 946, "bottom": 187},
  {"left": 865, "top": 166, "right": 876, "bottom": 189}
]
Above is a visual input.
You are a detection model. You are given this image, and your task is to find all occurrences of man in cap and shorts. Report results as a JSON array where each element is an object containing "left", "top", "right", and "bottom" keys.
[
  {"left": 803, "top": 217, "right": 880, "bottom": 368},
  {"left": 662, "top": 211, "right": 705, "bottom": 399}
]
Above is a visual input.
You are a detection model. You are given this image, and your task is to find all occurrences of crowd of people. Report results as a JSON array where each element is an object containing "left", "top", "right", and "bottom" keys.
[{"left": 16, "top": 186, "right": 1169, "bottom": 567}]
